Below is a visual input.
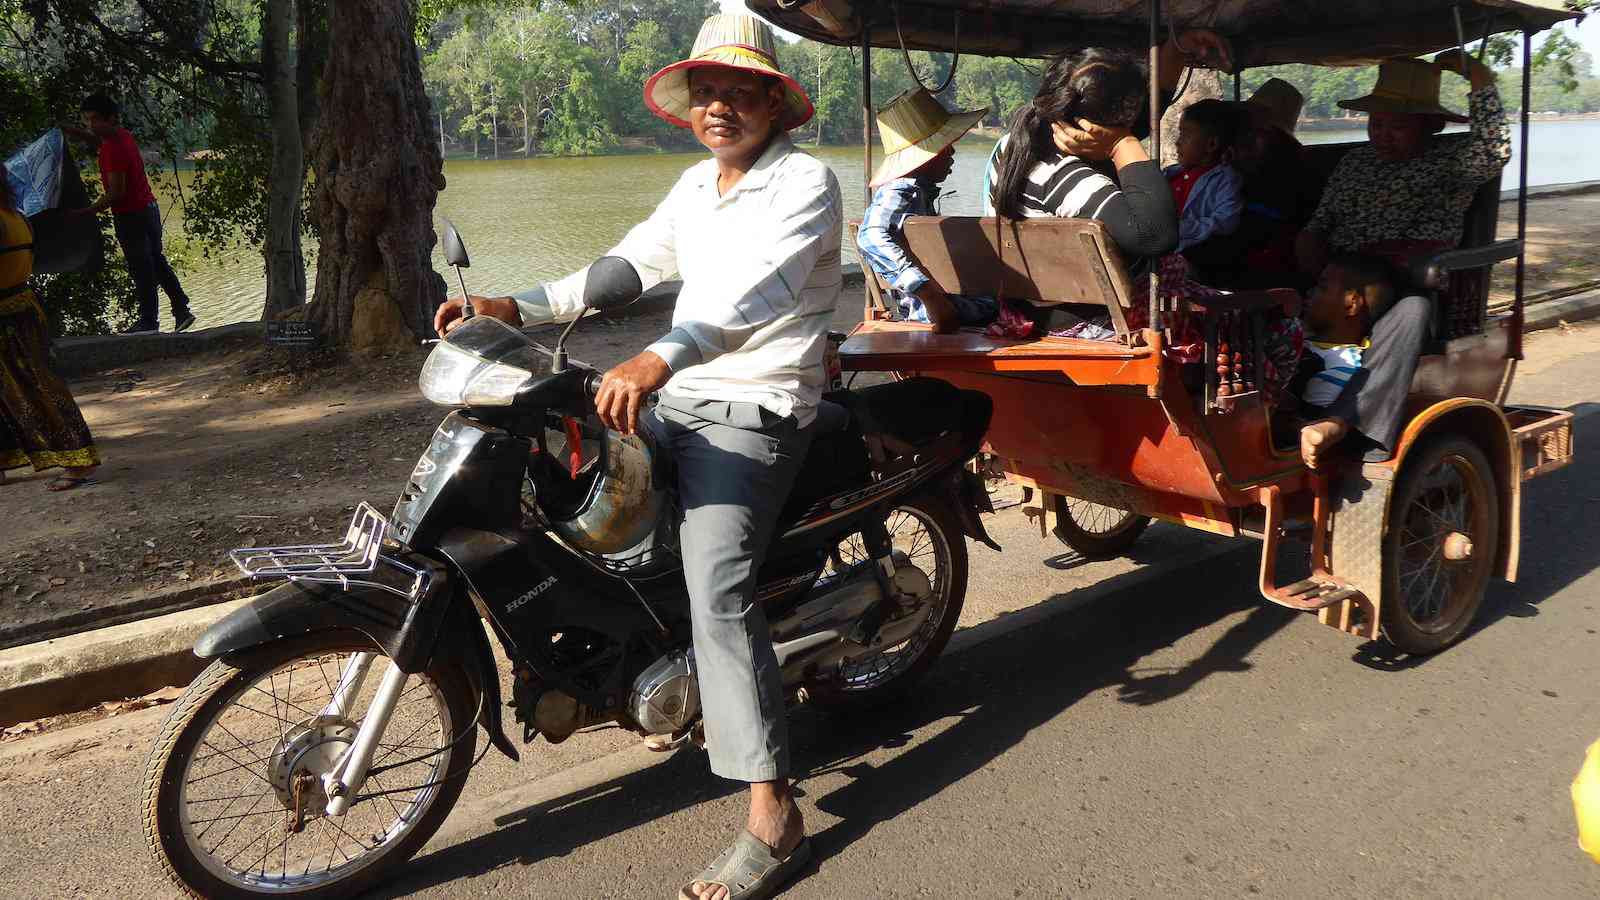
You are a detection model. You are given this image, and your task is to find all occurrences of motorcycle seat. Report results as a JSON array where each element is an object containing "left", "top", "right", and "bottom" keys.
[{"left": 835, "top": 377, "right": 991, "bottom": 448}]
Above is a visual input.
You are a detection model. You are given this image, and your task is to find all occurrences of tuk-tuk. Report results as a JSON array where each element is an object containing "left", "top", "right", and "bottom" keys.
[{"left": 748, "top": 0, "right": 1581, "bottom": 655}]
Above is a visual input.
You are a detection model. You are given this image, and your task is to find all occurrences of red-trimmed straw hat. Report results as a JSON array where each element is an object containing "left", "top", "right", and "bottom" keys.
[{"left": 644, "top": 13, "right": 815, "bottom": 131}]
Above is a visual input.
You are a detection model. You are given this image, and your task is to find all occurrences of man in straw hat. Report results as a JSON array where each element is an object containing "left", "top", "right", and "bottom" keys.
[
  {"left": 857, "top": 87, "right": 995, "bottom": 332},
  {"left": 1294, "top": 50, "right": 1510, "bottom": 469},
  {"left": 435, "top": 14, "right": 837, "bottom": 898}
]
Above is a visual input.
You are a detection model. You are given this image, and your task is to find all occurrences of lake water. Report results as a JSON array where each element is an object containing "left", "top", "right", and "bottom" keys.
[{"left": 155, "top": 119, "right": 1600, "bottom": 332}]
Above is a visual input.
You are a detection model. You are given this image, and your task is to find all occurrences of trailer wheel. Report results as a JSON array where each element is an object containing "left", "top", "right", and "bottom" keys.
[
  {"left": 1380, "top": 435, "right": 1499, "bottom": 655},
  {"left": 1051, "top": 495, "right": 1150, "bottom": 559}
]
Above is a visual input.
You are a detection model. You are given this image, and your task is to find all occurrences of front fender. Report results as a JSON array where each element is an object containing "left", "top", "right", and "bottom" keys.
[{"left": 194, "top": 556, "right": 519, "bottom": 761}]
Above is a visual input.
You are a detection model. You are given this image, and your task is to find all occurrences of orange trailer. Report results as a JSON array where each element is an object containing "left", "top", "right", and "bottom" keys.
[{"left": 751, "top": 0, "right": 1581, "bottom": 655}]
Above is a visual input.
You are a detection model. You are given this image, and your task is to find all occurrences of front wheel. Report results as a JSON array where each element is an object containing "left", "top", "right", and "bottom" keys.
[
  {"left": 1380, "top": 436, "right": 1500, "bottom": 655},
  {"left": 141, "top": 631, "right": 478, "bottom": 899},
  {"left": 808, "top": 493, "right": 968, "bottom": 708}
]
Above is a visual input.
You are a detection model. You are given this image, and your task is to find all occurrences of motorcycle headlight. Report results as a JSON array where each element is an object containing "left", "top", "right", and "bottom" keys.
[{"left": 418, "top": 339, "right": 533, "bottom": 407}]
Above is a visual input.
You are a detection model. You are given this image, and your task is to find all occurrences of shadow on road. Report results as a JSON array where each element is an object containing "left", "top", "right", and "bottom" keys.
[
  {"left": 379, "top": 543, "right": 1291, "bottom": 896},
  {"left": 377, "top": 405, "right": 1594, "bottom": 894}
]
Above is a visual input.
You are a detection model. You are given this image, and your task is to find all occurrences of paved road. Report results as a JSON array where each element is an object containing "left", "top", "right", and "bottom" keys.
[{"left": 3, "top": 324, "right": 1598, "bottom": 899}]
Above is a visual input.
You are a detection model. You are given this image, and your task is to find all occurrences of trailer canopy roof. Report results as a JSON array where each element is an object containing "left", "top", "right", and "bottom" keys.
[{"left": 746, "top": 0, "right": 1583, "bottom": 67}]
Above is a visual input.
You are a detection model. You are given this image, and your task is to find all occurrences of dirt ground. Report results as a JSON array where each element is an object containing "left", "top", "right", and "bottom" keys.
[
  {"left": 0, "top": 307, "right": 678, "bottom": 644},
  {"left": 0, "top": 191, "right": 1595, "bottom": 643}
]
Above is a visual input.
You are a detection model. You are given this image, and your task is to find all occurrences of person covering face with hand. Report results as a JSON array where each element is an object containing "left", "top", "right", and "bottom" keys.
[{"left": 432, "top": 14, "right": 839, "bottom": 900}]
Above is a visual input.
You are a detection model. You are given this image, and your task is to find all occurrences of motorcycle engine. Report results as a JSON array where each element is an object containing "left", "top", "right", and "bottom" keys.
[{"left": 629, "top": 651, "right": 699, "bottom": 735}]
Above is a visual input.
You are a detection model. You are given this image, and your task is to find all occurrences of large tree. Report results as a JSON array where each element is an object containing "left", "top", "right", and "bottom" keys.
[{"left": 303, "top": 0, "right": 446, "bottom": 347}]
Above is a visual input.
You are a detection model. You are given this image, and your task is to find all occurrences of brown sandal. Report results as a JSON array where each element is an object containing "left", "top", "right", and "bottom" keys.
[{"left": 47, "top": 475, "right": 98, "bottom": 492}]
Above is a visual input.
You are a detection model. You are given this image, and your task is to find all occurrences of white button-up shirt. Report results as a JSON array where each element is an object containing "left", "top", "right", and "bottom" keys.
[{"left": 516, "top": 134, "right": 843, "bottom": 427}]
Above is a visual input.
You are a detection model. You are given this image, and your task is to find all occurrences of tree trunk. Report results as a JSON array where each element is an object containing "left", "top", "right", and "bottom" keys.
[
  {"left": 491, "top": 87, "right": 499, "bottom": 160},
  {"left": 303, "top": 0, "right": 446, "bottom": 347},
  {"left": 260, "top": 0, "right": 306, "bottom": 321},
  {"left": 1157, "top": 69, "right": 1224, "bottom": 166},
  {"left": 522, "top": 94, "right": 531, "bottom": 157},
  {"left": 439, "top": 109, "right": 446, "bottom": 158}
]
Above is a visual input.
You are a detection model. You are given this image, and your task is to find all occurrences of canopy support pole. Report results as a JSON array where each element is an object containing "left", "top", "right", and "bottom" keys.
[
  {"left": 1147, "top": 0, "right": 1162, "bottom": 332},
  {"left": 1513, "top": 28, "right": 1531, "bottom": 359},
  {"left": 862, "top": 26, "right": 873, "bottom": 204},
  {"left": 1233, "top": 71, "right": 1241, "bottom": 101}
]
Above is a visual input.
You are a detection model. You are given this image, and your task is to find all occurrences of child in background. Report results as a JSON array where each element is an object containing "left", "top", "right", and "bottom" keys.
[
  {"left": 1293, "top": 255, "right": 1399, "bottom": 468},
  {"left": 857, "top": 88, "right": 997, "bottom": 333},
  {"left": 1166, "top": 98, "right": 1244, "bottom": 252}
]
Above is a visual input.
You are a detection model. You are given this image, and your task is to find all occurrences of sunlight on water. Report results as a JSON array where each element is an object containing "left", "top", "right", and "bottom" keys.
[{"left": 155, "top": 121, "right": 1600, "bottom": 331}]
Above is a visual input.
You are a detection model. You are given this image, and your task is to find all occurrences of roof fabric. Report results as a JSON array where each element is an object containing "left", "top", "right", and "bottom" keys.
[{"left": 748, "top": 0, "right": 1583, "bottom": 67}]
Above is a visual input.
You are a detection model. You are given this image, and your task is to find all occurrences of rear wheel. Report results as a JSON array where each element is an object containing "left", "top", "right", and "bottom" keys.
[
  {"left": 1051, "top": 494, "right": 1150, "bottom": 559},
  {"left": 141, "top": 631, "right": 478, "bottom": 899},
  {"left": 1380, "top": 436, "right": 1499, "bottom": 655},
  {"left": 809, "top": 494, "right": 968, "bottom": 708}
]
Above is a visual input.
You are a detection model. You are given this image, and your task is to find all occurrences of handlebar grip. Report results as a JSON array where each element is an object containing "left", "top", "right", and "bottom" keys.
[{"left": 584, "top": 371, "right": 604, "bottom": 398}]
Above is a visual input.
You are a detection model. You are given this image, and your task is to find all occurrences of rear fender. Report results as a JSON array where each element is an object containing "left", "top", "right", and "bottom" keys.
[{"left": 1387, "top": 398, "right": 1519, "bottom": 582}]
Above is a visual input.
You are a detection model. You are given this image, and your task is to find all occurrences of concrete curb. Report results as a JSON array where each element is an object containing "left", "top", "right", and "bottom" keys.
[
  {"left": 0, "top": 574, "right": 257, "bottom": 653},
  {"left": 1523, "top": 289, "right": 1600, "bottom": 332},
  {"left": 0, "top": 596, "right": 254, "bottom": 728}
]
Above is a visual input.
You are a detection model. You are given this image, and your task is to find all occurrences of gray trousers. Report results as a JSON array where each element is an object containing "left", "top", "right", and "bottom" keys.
[
  {"left": 645, "top": 395, "right": 814, "bottom": 783},
  {"left": 1325, "top": 294, "right": 1432, "bottom": 460}
]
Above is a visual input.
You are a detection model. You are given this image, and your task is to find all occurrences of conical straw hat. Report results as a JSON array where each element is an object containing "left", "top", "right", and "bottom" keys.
[
  {"left": 644, "top": 14, "right": 814, "bottom": 131},
  {"left": 870, "top": 88, "right": 987, "bottom": 187},
  {"left": 1337, "top": 58, "right": 1468, "bottom": 123}
]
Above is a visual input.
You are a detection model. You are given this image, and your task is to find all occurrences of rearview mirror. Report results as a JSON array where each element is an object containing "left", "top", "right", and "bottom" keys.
[{"left": 441, "top": 217, "right": 471, "bottom": 268}]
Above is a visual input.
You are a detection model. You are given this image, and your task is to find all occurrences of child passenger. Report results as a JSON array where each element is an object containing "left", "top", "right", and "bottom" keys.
[
  {"left": 1294, "top": 255, "right": 1399, "bottom": 468},
  {"left": 1166, "top": 98, "right": 1244, "bottom": 252},
  {"left": 857, "top": 88, "right": 998, "bottom": 333}
]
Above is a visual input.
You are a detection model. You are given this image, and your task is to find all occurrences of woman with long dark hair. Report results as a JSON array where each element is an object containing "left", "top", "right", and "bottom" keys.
[
  {"left": 0, "top": 173, "right": 102, "bottom": 490},
  {"left": 984, "top": 32, "right": 1232, "bottom": 271}
]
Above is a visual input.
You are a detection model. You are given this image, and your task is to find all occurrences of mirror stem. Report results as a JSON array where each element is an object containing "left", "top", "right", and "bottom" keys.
[
  {"left": 454, "top": 267, "right": 474, "bottom": 320},
  {"left": 551, "top": 310, "right": 586, "bottom": 373}
]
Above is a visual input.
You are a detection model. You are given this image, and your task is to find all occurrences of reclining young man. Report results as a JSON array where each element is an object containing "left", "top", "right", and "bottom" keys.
[{"left": 1294, "top": 50, "right": 1510, "bottom": 469}]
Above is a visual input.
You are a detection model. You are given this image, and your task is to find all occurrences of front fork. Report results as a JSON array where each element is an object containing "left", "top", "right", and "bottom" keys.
[
  {"left": 851, "top": 517, "right": 898, "bottom": 644},
  {"left": 317, "top": 652, "right": 410, "bottom": 817}
]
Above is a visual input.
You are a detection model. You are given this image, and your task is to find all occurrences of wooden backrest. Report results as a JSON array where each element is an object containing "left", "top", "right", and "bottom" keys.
[{"left": 858, "top": 216, "right": 1139, "bottom": 311}]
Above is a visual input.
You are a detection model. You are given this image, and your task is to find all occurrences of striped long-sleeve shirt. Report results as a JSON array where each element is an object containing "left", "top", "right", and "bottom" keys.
[
  {"left": 981, "top": 135, "right": 1178, "bottom": 274},
  {"left": 515, "top": 134, "right": 843, "bottom": 427}
]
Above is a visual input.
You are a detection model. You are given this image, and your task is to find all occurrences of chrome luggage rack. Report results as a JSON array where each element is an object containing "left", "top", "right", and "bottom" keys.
[{"left": 228, "top": 502, "right": 430, "bottom": 602}]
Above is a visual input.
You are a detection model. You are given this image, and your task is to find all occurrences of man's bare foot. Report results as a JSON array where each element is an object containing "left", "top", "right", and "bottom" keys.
[
  {"left": 682, "top": 783, "right": 805, "bottom": 900},
  {"left": 1301, "top": 418, "right": 1348, "bottom": 470}
]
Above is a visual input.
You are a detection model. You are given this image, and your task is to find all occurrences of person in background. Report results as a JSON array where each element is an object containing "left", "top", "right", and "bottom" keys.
[
  {"left": 0, "top": 174, "right": 102, "bottom": 491},
  {"left": 1295, "top": 51, "right": 1510, "bottom": 467},
  {"left": 1166, "top": 98, "right": 1244, "bottom": 252},
  {"left": 857, "top": 87, "right": 996, "bottom": 333},
  {"left": 1185, "top": 77, "right": 1324, "bottom": 289},
  {"left": 63, "top": 93, "right": 195, "bottom": 335}
]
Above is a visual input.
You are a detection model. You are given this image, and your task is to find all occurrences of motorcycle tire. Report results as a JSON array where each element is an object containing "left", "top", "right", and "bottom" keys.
[
  {"left": 141, "top": 630, "right": 478, "bottom": 900},
  {"left": 809, "top": 492, "right": 968, "bottom": 710}
]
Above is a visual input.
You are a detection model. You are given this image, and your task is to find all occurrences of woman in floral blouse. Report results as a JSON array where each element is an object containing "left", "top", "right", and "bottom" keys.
[{"left": 1294, "top": 50, "right": 1510, "bottom": 469}]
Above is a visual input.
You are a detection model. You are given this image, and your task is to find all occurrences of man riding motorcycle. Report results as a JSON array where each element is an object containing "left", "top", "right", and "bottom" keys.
[{"left": 434, "top": 13, "right": 836, "bottom": 900}]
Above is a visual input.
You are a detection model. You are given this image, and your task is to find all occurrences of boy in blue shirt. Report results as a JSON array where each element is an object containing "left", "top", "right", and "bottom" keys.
[{"left": 857, "top": 88, "right": 997, "bottom": 333}]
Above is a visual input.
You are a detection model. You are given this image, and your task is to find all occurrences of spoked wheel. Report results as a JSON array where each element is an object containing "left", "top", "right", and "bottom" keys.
[
  {"left": 1380, "top": 436, "right": 1500, "bottom": 655},
  {"left": 810, "top": 494, "right": 967, "bottom": 707},
  {"left": 141, "top": 632, "right": 478, "bottom": 899},
  {"left": 1050, "top": 494, "right": 1151, "bottom": 559}
]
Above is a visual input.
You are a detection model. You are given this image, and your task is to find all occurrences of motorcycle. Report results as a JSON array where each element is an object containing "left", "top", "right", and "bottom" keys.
[{"left": 139, "top": 224, "right": 997, "bottom": 899}]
